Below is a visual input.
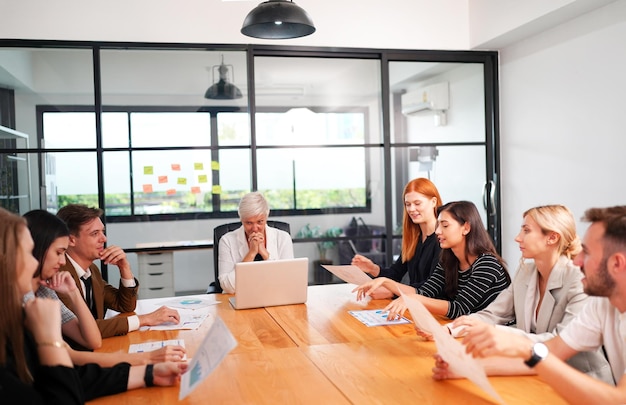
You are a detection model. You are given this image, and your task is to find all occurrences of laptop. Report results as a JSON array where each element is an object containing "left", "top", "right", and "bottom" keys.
[{"left": 229, "top": 257, "right": 309, "bottom": 310}]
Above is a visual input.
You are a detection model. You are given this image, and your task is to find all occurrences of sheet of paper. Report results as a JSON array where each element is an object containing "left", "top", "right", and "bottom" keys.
[
  {"left": 105, "top": 293, "right": 216, "bottom": 331},
  {"left": 348, "top": 309, "right": 411, "bottom": 327},
  {"left": 129, "top": 339, "right": 187, "bottom": 360},
  {"left": 321, "top": 264, "right": 373, "bottom": 285},
  {"left": 400, "top": 293, "right": 504, "bottom": 404},
  {"left": 179, "top": 316, "right": 237, "bottom": 400},
  {"left": 160, "top": 297, "right": 220, "bottom": 310}
]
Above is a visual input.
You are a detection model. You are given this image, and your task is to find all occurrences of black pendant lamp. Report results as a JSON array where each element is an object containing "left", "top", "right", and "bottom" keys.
[
  {"left": 241, "top": 0, "right": 315, "bottom": 39},
  {"left": 204, "top": 56, "right": 243, "bottom": 100}
]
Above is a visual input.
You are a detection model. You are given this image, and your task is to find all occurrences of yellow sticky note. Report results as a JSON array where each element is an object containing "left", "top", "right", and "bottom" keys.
[
  {"left": 212, "top": 185, "right": 222, "bottom": 194},
  {"left": 211, "top": 161, "right": 220, "bottom": 170},
  {"left": 171, "top": 163, "right": 181, "bottom": 171},
  {"left": 143, "top": 166, "right": 154, "bottom": 175},
  {"left": 158, "top": 176, "right": 168, "bottom": 184},
  {"left": 142, "top": 184, "right": 153, "bottom": 193},
  {"left": 194, "top": 162, "right": 204, "bottom": 170},
  {"left": 198, "top": 174, "right": 208, "bottom": 183},
  {"left": 177, "top": 177, "right": 187, "bottom": 185},
  {"left": 166, "top": 188, "right": 176, "bottom": 196},
  {"left": 191, "top": 186, "right": 201, "bottom": 194}
]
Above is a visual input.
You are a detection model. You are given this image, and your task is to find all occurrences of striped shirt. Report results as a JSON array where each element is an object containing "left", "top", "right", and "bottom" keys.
[
  {"left": 35, "top": 285, "right": 77, "bottom": 325},
  {"left": 417, "top": 253, "right": 509, "bottom": 319}
]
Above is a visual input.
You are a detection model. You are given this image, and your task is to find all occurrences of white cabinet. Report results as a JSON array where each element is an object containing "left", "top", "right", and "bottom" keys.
[
  {"left": 137, "top": 251, "right": 174, "bottom": 298},
  {"left": 0, "top": 125, "right": 31, "bottom": 213}
]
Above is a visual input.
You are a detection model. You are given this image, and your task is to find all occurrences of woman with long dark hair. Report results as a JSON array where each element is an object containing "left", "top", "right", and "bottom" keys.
[
  {"left": 24, "top": 209, "right": 102, "bottom": 351},
  {"left": 354, "top": 201, "right": 510, "bottom": 320}
]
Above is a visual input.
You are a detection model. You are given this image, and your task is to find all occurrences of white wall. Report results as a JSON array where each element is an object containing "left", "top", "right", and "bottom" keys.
[
  {"left": 498, "top": 0, "right": 626, "bottom": 267},
  {"left": 468, "top": 0, "right": 617, "bottom": 48}
]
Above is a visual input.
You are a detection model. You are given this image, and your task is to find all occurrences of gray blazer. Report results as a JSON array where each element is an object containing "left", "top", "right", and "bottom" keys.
[{"left": 471, "top": 256, "right": 613, "bottom": 383}]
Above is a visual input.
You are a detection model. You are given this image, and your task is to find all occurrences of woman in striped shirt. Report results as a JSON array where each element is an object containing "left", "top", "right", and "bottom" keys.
[{"left": 354, "top": 201, "right": 510, "bottom": 320}]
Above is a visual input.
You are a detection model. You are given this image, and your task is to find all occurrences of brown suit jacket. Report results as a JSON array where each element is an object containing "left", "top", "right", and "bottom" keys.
[{"left": 59, "top": 257, "right": 139, "bottom": 338}]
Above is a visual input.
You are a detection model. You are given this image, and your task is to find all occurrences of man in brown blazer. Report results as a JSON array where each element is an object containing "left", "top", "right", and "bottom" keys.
[{"left": 57, "top": 204, "right": 180, "bottom": 338}]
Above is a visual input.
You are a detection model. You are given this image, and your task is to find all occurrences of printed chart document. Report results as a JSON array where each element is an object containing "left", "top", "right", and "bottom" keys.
[
  {"left": 105, "top": 293, "right": 214, "bottom": 331},
  {"left": 349, "top": 309, "right": 411, "bottom": 327},
  {"left": 400, "top": 292, "right": 504, "bottom": 404},
  {"left": 321, "top": 264, "right": 373, "bottom": 285},
  {"left": 179, "top": 316, "right": 237, "bottom": 400},
  {"left": 129, "top": 339, "right": 187, "bottom": 360}
]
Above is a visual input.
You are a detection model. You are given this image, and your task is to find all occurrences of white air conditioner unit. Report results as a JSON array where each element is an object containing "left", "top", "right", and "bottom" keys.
[{"left": 401, "top": 82, "right": 449, "bottom": 120}]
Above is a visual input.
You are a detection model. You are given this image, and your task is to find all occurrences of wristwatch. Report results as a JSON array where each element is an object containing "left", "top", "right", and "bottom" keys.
[{"left": 524, "top": 342, "right": 549, "bottom": 368}]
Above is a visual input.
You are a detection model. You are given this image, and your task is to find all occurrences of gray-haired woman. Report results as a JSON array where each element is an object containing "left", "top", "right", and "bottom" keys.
[{"left": 218, "top": 192, "right": 294, "bottom": 293}]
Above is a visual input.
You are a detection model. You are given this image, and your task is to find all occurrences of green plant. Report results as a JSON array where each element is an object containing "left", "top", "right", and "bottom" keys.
[{"left": 297, "top": 224, "right": 343, "bottom": 261}]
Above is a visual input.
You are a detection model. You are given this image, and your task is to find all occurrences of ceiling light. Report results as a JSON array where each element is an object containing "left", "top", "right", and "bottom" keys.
[
  {"left": 241, "top": 0, "right": 315, "bottom": 39},
  {"left": 204, "top": 55, "right": 243, "bottom": 100}
]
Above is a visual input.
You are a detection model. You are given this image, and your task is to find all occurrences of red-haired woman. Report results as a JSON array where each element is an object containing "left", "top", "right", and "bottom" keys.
[{"left": 351, "top": 178, "right": 443, "bottom": 298}]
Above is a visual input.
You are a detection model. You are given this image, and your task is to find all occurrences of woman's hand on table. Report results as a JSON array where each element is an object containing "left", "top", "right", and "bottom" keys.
[
  {"left": 383, "top": 296, "right": 407, "bottom": 321},
  {"left": 352, "top": 277, "right": 391, "bottom": 301}
]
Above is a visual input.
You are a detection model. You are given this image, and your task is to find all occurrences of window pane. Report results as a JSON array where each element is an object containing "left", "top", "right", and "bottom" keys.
[
  {"left": 1, "top": 48, "right": 94, "bottom": 151},
  {"left": 0, "top": 146, "right": 32, "bottom": 214},
  {"left": 217, "top": 149, "right": 251, "bottom": 211},
  {"left": 43, "top": 112, "right": 96, "bottom": 149},
  {"left": 254, "top": 56, "right": 381, "bottom": 145},
  {"left": 99, "top": 48, "right": 248, "bottom": 109},
  {"left": 130, "top": 112, "right": 211, "bottom": 148},
  {"left": 45, "top": 152, "right": 99, "bottom": 212},
  {"left": 103, "top": 151, "right": 131, "bottom": 215},
  {"left": 131, "top": 149, "right": 213, "bottom": 215},
  {"left": 257, "top": 147, "right": 367, "bottom": 210},
  {"left": 389, "top": 62, "right": 485, "bottom": 143},
  {"left": 102, "top": 112, "right": 129, "bottom": 148},
  {"left": 255, "top": 109, "right": 366, "bottom": 146},
  {"left": 390, "top": 144, "right": 488, "bottom": 228},
  {"left": 218, "top": 112, "right": 250, "bottom": 146}
]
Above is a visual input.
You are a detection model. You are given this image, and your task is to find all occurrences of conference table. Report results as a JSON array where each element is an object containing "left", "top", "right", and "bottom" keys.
[{"left": 88, "top": 283, "right": 567, "bottom": 404}]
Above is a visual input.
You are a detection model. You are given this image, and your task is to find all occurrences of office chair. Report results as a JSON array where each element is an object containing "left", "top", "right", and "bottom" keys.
[{"left": 206, "top": 220, "right": 291, "bottom": 293}]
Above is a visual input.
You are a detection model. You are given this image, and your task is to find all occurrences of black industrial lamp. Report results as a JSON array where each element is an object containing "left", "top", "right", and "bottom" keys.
[
  {"left": 241, "top": 0, "right": 315, "bottom": 39},
  {"left": 204, "top": 56, "right": 243, "bottom": 100}
]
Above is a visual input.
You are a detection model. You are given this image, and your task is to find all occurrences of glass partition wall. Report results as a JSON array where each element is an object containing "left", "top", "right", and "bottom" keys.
[{"left": 0, "top": 41, "right": 499, "bottom": 288}]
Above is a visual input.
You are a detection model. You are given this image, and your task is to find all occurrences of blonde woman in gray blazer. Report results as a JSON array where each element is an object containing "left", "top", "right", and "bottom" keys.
[{"left": 451, "top": 205, "right": 613, "bottom": 382}]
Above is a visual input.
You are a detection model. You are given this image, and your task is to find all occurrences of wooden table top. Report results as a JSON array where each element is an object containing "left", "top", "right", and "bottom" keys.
[
  {"left": 303, "top": 337, "right": 567, "bottom": 405},
  {"left": 89, "top": 283, "right": 567, "bottom": 404},
  {"left": 265, "top": 283, "right": 418, "bottom": 345}
]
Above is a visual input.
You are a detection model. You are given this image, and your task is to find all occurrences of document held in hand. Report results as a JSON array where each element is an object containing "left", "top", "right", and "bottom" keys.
[
  {"left": 179, "top": 316, "right": 238, "bottom": 400},
  {"left": 321, "top": 264, "right": 373, "bottom": 285},
  {"left": 400, "top": 292, "right": 504, "bottom": 404}
]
